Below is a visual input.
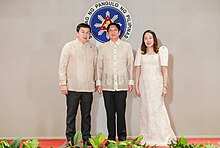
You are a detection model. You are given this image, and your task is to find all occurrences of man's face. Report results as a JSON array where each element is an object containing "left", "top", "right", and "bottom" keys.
[
  {"left": 108, "top": 25, "right": 120, "bottom": 41},
  {"left": 77, "top": 27, "right": 90, "bottom": 44}
]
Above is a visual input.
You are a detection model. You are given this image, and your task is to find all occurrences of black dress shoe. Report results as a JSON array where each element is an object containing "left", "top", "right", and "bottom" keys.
[
  {"left": 65, "top": 141, "right": 71, "bottom": 147},
  {"left": 119, "top": 137, "right": 126, "bottom": 141},
  {"left": 105, "top": 141, "right": 110, "bottom": 146},
  {"left": 83, "top": 140, "right": 92, "bottom": 146}
]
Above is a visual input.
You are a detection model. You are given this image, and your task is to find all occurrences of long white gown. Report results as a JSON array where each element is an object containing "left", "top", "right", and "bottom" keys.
[{"left": 134, "top": 46, "right": 176, "bottom": 146}]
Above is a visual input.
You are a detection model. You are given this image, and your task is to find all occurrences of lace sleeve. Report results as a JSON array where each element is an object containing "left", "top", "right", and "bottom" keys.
[{"left": 158, "top": 46, "right": 169, "bottom": 66}]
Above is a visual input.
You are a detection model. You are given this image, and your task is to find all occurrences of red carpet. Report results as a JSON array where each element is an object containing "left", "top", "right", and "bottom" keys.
[
  {"left": 3, "top": 138, "right": 220, "bottom": 148},
  {"left": 37, "top": 138, "right": 220, "bottom": 148}
]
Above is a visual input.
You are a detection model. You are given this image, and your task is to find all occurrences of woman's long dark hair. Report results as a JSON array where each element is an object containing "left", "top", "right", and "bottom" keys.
[{"left": 141, "top": 30, "right": 159, "bottom": 54}]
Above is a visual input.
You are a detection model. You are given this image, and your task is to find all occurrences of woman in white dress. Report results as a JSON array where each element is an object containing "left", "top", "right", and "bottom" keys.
[{"left": 134, "top": 30, "right": 176, "bottom": 146}]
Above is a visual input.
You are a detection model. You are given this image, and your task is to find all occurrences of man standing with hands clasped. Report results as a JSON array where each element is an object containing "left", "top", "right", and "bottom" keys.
[
  {"left": 59, "top": 23, "right": 97, "bottom": 147},
  {"left": 96, "top": 23, "right": 134, "bottom": 144}
]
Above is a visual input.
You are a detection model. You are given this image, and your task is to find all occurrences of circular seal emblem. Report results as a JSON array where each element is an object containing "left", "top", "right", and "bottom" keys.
[{"left": 84, "top": 1, "right": 133, "bottom": 43}]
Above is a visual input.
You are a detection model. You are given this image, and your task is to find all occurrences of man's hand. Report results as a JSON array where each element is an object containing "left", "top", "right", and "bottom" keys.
[
  {"left": 60, "top": 85, "right": 68, "bottom": 95},
  {"left": 96, "top": 85, "right": 102, "bottom": 94}
]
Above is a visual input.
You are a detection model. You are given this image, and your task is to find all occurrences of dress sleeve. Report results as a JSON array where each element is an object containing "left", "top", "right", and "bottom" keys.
[
  {"left": 158, "top": 46, "right": 169, "bottom": 66},
  {"left": 134, "top": 47, "right": 142, "bottom": 66}
]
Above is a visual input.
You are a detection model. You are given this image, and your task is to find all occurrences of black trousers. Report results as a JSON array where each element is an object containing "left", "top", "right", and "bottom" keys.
[
  {"left": 103, "top": 91, "right": 127, "bottom": 141},
  {"left": 66, "top": 91, "right": 93, "bottom": 142}
]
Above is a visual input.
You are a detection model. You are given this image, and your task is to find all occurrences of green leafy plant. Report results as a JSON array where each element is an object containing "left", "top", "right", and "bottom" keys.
[
  {"left": 0, "top": 137, "right": 22, "bottom": 148},
  {"left": 73, "top": 130, "right": 83, "bottom": 147},
  {"left": 1, "top": 133, "right": 219, "bottom": 148},
  {"left": 89, "top": 132, "right": 106, "bottom": 148},
  {"left": 168, "top": 136, "right": 219, "bottom": 148},
  {"left": 0, "top": 138, "right": 41, "bottom": 148},
  {"left": 0, "top": 140, "right": 10, "bottom": 148},
  {"left": 11, "top": 138, "right": 22, "bottom": 148},
  {"left": 204, "top": 143, "right": 219, "bottom": 148},
  {"left": 106, "top": 135, "right": 146, "bottom": 148},
  {"left": 58, "top": 130, "right": 83, "bottom": 148},
  {"left": 168, "top": 136, "right": 189, "bottom": 148},
  {"left": 22, "top": 139, "right": 40, "bottom": 148}
]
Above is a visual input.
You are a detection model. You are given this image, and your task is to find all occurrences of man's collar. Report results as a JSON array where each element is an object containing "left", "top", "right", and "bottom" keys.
[
  {"left": 76, "top": 38, "right": 89, "bottom": 46},
  {"left": 109, "top": 39, "right": 121, "bottom": 46}
]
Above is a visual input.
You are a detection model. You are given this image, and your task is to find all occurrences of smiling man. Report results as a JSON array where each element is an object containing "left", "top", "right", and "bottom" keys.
[
  {"left": 59, "top": 23, "right": 97, "bottom": 147},
  {"left": 96, "top": 23, "right": 134, "bottom": 144}
]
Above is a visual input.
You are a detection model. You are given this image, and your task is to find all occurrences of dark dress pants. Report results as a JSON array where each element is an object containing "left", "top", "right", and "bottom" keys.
[
  {"left": 66, "top": 91, "right": 93, "bottom": 142},
  {"left": 103, "top": 91, "right": 127, "bottom": 141}
]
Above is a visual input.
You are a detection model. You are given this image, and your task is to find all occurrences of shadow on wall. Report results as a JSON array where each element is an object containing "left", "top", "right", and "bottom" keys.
[
  {"left": 166, "top": 54, "right": 177, "bottom": 135},
  {"left": 159, "top": 39, "right": 176, "bottom": 134}
]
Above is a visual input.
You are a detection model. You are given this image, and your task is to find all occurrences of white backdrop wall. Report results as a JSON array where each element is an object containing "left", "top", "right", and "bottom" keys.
[{"left": 0, "top": 0, "right": 220, "bottom": 138}]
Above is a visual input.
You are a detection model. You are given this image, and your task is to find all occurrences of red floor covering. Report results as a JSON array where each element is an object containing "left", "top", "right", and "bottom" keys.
[
  {"left": 37, "top": 138, "right": 220, "bottom": 148},
  {"left": 2, "top": 138, "right": 220, "bottom": 148}
]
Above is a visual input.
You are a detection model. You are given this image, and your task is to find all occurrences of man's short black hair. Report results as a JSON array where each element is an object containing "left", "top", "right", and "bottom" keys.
[
  {"left": 107, "top": 23, "right": 120, "bottom": 32},
  {"left": 76, "top": 23, "right": 91, "bottom": 32}
]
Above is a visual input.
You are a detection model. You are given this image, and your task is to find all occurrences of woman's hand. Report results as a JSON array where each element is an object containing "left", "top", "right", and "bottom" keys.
[
  {"left": 162, "top": 86, "right": 167, "bottom": 97},
  {"left": 96, "top": 85, "right": 102, "bottom": 94},
  {"left": 135, "top": 87, "right": 141, "bottom": 97}
]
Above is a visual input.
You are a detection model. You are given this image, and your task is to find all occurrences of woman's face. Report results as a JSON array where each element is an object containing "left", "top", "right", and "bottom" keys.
[{"left": 144, "top": 32, "right": 154, "bottom": 48}]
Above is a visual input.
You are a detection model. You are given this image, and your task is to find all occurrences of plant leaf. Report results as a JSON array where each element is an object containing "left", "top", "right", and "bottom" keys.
[
  {"left": 135, "top": 135, "right": 143, "bottom": 143},
  {"left": 3, "top": 140, "right": 10, "bottom": 147},
  {"left": 88, "top": 138, "right": 98, "bottom": 148},
  {"left": 107, "top": 143, "right": 118, "bottom": 148},
  {"left": 11, "top": 137, "right": 22, "bottom": 148},
  {"left": 179, "top": 136, "right": 188, "bottom": 146},
  {"left": 118, "top": 141, "right": 127, "bottom": 146},
  {"left": 97, "top": 133, "right": 106, "bottom": 144},
  {"left": 89, "top": 137, "right": 97, "bottom": 147},
  {"left": 0, "top": 140, "right": 10, "bottom": 148},
  {"left": 75, "top": 143, "right": 83, "bottom": 147},
  {"left": 32, "top": 139, "right": 40, "bottom": 148},
  {"left": 108, "top": 140, "right": 117, "bottom": 144},
  {"left": 74, "top": 131, "right": 82, "bottom": 146},
  {"left": 23, "top": 139, "right": 39, "bottom": 148},
  {"left": 95, "top": 132, "right": 102, "bottom": 139}
]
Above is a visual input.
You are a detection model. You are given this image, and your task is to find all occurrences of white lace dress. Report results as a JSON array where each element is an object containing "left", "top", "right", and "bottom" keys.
[{"left": 134, "top": 46, "right": 176, "bottom": 146}]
